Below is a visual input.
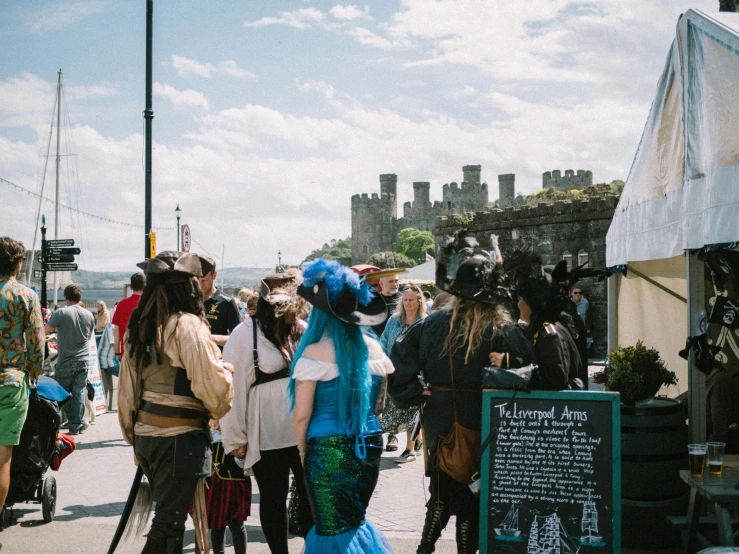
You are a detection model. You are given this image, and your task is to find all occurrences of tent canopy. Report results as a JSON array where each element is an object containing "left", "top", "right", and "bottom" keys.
[{"left": 607, "top": 9, "right": 739, "bottom": 266}]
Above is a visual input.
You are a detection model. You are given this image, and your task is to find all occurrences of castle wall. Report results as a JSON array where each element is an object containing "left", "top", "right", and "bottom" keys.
[
  {"left": 433, "top": 194, "right": 619, "bottom": 358},
  {"left": 351, "top": 174, "right": 397, "bottom": 264},
  {"left": 542, "top": 169, "right": 593, "bottom": 192}
]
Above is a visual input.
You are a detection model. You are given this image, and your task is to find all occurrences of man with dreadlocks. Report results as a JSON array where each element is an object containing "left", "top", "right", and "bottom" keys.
[
  {"left": 389, "top": 231, "right": 535, "bottom": 554},
  {"left": 117, "top": 251, "right": 234, "bottom": 554}
]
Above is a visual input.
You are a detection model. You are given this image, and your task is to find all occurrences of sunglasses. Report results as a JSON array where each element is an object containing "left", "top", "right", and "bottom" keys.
[{"left": 572, "top": 291, "right": 582, "bottom": 295}]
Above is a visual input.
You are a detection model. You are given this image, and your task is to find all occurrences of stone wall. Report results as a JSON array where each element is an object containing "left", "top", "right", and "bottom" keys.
[
  {"left": 433, "top": 193, "right": 619, "bottom": 357},
  {"left": 351, "top": 174, "right": 397, "bottom": 264}
]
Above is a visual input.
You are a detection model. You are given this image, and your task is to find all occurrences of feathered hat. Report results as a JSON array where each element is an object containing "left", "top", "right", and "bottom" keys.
[
  {"left": 435, "top": 230, "right": 511, "bottom": 306},
  {"left": 298, "top": 259, "right": 387, "bottom": 326}
]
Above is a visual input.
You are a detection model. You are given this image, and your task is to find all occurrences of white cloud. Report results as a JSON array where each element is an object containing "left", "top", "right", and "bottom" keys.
[
  {"left": 152, "top": 83, "right": 210, "bottom": 110},
  {"left": 330, "top": 5, "right": 368, "bottom": 20},
  {"left": 66, "top": 85, "right": 119, "bottom": 100},
  {"left": 244, "top": 8, "right": 325, "bottom": 29},
  {"left": 345, "top": 27, "right": 411, "bottom": 49},
  {"left": 28, "top": 0, "right": 107, "bottom": 32},
  {"left": 171, "top": 56, "right": 256, "bottom": 80}
]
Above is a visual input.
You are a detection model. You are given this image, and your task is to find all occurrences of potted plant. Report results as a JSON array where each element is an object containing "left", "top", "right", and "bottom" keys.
[
  {"left": 593, "top": 340, "right": 678, "bottom": 405},
  {"left": 594, "top": 341, "right": 684, "bottom": 549}
]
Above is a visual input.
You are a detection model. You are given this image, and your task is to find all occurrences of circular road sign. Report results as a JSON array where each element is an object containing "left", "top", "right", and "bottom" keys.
[{"left": 182, "top": 224, "right": 191, "bottom": 253}]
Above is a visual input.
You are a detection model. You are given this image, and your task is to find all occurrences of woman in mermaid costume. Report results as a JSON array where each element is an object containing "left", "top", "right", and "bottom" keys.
[{"left": 291, "top": 259, "right": 395, "bottom": 553}]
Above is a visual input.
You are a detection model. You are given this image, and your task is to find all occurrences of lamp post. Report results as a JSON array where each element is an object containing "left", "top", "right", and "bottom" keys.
[{"left": 175, "top": 204, "right": 181, "bottom": 250}]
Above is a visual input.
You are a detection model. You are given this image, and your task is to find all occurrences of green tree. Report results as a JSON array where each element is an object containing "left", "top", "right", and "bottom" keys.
[
  {"left": 302, "top": 237, "right": 352, "bottom": 264},
  {"left": 366, "top": 251, "right": 416, "bottom": 269},
  {"left": 395, "top": 228, "right": 434, "bottom": 264}
]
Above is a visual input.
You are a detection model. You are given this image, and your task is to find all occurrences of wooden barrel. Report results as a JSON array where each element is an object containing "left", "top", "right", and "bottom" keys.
[{"left": 621, "top": 398, "right": 688, "bottom": 548}]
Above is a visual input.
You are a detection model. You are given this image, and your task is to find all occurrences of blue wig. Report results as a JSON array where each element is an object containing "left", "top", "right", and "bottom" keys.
[{"left": 290, "top": 260, "right": 373, "bottom": 436}]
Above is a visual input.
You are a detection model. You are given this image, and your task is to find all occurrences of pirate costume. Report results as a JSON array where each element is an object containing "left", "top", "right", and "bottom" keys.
[
  {"left": 117, "top": 251, "right": 234, "bottom": 554},
  {"left": 388, "top": 232, "right": 535, "bottom": 554}
]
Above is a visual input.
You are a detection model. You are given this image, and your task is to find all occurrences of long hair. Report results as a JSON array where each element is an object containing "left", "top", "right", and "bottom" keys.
[
  {"left": 290, "top": 308, "right": 371, "bottom": 436},
  {"left": 126, "top": 274, "right": 205, "bottom": 373},
  {"left": 443, "top": 297, "right": 511, "bottom": 363},
  {"left": 397, "top": 285, "right": 426, "bottom": 322},
  {"left": 254, "top": 295, "right": 303, "bottom": 365}
]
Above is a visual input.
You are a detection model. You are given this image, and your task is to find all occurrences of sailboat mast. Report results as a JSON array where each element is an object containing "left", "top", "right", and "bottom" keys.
[{"left": 53, "top": 69, "right": 62, "bottom": 307}]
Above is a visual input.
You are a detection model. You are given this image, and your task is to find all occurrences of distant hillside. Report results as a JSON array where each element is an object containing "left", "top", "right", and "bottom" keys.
[{"left": 74, "top": 267, "right": 273, "bottom": 289}]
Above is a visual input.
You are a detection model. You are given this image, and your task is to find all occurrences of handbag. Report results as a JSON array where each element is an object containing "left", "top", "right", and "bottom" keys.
[
  {"left": 436, "top": 349, "right": 481, "bottom": 485},
  {"left": 212, "top": 441, "right": 245, "bottom": 481}
]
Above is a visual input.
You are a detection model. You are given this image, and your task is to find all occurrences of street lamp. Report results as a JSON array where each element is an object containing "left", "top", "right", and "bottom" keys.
[{"left": 175, "top": 204, "right": 181, "bottom": 250}]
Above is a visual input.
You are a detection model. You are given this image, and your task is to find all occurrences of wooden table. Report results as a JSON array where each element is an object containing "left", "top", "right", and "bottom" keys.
[{"left": 681, "top": 461, "right": 739, "bottom": 553}]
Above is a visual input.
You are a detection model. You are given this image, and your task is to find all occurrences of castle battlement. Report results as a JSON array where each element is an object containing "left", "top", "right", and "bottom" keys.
[{"left": 542, "top": 168, "right": 593, "bottom": 192}]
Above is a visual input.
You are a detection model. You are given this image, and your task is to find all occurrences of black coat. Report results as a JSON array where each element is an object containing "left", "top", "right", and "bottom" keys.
[
  {"left": 526, "top": 321, "right": 583, "bottom": 391},
  {"left": 388, "top": 309, "right": 535, "bottom": 452}
]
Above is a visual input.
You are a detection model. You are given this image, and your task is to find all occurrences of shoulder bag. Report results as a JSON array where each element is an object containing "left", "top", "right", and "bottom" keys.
[{"left": 435, "top": 349, "right": 481, "bottom": 484}]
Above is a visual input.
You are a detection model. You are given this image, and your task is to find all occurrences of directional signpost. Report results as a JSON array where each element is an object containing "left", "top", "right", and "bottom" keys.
[{"left": 40, "top": 234, "right": 79, "bottom": 306}]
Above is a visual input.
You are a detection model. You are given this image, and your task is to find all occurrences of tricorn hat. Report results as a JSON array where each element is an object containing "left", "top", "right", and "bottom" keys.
[
  {"left": 136, "top": 251, "right": 204, "bottom": 278},
  {"left": 298, "top": 259, "right": 387, "bottom": 326},
  {"left": 259, "top": 273, "right": 299, "bottom": 305},
  {"left": 435, "top": 231, "right": 511, "bottom": 306}
]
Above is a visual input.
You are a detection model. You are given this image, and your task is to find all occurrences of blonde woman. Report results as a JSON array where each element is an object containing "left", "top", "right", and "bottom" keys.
[
  {"left": 388, "top": 232, "right": 535, "bottom": 554},
  {"left": 94, "top": 301, "right": 110, "bottom": 333},
  {"left": 379, "top": 285, "right": 426, "bottom": 462}
]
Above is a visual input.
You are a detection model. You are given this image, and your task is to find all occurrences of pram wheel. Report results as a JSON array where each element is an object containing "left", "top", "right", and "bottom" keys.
[{"left": 41, "top": 476, "right": 56, "bottom": 523}]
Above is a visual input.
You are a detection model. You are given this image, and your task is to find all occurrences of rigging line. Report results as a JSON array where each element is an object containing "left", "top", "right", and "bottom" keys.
[
  {"left": 0, "top": 177, "right": 176, "bottom": 231},
  {"left": 191, "top": 238, "right": 218, "bottom": 259},
  {"left": 26, "top": 89, "right": 59, "bottom": 285}
]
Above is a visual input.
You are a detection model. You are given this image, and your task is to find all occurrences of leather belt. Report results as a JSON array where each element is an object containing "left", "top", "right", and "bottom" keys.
[
  {"left": 136, "top": 411, "right": 207, "bottom": 429},
  {"left": 139, "top": 400, "right": 206, "bottom": 420},
  {"left": 253, "top": 366, "right": 290, "bottom": 387}
]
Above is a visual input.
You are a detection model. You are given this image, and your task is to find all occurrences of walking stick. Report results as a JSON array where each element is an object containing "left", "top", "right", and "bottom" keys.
[{"left": 107, "top": 465, "right": 143, "bottom": 554}]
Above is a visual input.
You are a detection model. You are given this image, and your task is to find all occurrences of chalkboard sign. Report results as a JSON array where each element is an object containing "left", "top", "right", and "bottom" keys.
[{"left": 480, "top": 391, "right": 621, "bottom": 554}]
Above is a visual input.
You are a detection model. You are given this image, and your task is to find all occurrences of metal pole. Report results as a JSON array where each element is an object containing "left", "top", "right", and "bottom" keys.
[
  {"left": 176, "top": 204, "right": 181, "bottom": 251},
  {"left": 41, "top": 217, "right": 47, "bottom": 309},
  {"left": 53, "top": 70, "right": 62, "bottom": 307},
  {"left": 606, "top": 274, "right": 618, "bottom": 356},
  {"left": 144, "top": 0, "right": 154, "bottom": 259},
  {"left": 687, "top": 252, "right": 707, "bottom": 444}
]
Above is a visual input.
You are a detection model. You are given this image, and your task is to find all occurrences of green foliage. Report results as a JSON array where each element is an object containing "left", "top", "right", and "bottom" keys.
[
  {"left": 610, "top": 179, "right": 625, "bottom": 193},
  {"left": 366, "top": 251, "right": 416, "bottom": 269},
  {"left": 593, "top": 341, "right": 677, "bottom": 405},
  {"left": 454, "top": 211, "right": 475, "bottom": 229},
  {"left": 395, "top": 228, "right": 434, "bottom": 264},
  {"left": 302, "top": 237, "right": 352, "bottom": 264},
  {"left": 567, "top": 189, "right": 583, "bottom": 196}
]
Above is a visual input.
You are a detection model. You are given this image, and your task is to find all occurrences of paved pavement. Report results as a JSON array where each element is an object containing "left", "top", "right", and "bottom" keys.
[{"left": 0, "top": 411, "right": 457, "bottom": 553}]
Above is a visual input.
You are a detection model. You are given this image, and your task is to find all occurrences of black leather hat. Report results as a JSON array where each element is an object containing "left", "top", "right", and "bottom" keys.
[{"left": 297, "top": 280, "right": 387, "bottom": 326}]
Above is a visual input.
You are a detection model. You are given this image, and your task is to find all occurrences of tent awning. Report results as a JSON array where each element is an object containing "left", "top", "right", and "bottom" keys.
[{"left": 606, "top": 9, "right": 739, "bottom": 266}]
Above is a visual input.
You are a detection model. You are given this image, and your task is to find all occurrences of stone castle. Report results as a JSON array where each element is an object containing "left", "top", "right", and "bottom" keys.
[
  {"left": 351, "top": 165, "right": 490, "bottom": 265},
  {"left": 351, "top": 165, "right": 596, "bottom": 264},
  {"left": 350, "top": 164, "right": 616, "bottom": 356}
]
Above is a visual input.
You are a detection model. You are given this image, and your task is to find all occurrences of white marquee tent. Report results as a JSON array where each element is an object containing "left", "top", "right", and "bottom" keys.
[{"left": 606, "top": 9, "right": 739, "bottom": 441}]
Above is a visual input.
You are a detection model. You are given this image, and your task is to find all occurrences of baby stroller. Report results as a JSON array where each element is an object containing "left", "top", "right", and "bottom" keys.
[{"left": 3, "top": 377, "right": 69, "bottom": 524}]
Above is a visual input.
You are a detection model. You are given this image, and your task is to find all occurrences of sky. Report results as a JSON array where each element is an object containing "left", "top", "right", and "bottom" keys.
[{"left": 0, "top": 0, "right": 720, "bottom": 273}]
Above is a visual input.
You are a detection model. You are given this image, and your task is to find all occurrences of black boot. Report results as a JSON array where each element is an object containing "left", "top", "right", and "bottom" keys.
[{"left": 417, "top": 499, "right": 450, "bottom": 554}]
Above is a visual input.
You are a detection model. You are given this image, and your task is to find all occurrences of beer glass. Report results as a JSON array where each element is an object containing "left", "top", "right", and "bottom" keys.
[
  {"left": 688, "top": 444, "right": 707, "bottom": 477},
  {"left": 706, "top": 442, "right": 726, "bottom": 476}
]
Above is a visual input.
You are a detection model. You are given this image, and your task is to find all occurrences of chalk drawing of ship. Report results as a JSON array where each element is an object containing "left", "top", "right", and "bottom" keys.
[
  {"left": 527, "top": 512, "right": 580, "bottom": 554},
  {"left": 577, "top": 499, "right": 606, "bottom": 547},
  {"left": 494, "top": 503, "right": 522, "bottom": 537}
]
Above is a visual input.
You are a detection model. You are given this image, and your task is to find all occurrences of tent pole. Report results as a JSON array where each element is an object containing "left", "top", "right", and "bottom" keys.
[
  {"left": 607, "top": 274, "right": 618, "bottom": 356},
  {"left": 686, "top": 252, "right": 706, "bottom": 444}
]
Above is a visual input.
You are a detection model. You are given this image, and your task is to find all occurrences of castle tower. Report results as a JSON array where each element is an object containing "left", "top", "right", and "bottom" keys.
[
  {"left": 498, "top": 174, "right": 515, "bottom": 209},
  {"left": 413, "top": 182, "right": 431, "bottom": 211},
  {"left": 462, "top": 165, "right": 481, "bottom": 184},
  {"left": 351, "top": 174, "right": 397, "bottom": 264},
  {"left": 543, "top": 169, "right": 593, "bottom": 192}
]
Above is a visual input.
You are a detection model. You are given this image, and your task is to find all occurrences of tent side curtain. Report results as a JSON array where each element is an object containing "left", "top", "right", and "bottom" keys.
[{"left": 607, "top": 10, "right": 739, "bottom": 267}]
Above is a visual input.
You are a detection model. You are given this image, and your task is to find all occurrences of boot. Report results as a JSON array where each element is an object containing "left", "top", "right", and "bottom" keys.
[
  {"left": 455, "top": 516, "right": 479, "bottom": 554},
  {"left": 417, "top": 499, "right": 449, "bottom": 554}
]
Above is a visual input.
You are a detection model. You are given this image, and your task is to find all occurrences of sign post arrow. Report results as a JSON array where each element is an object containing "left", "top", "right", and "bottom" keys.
[
  {"left": 46, "top": 239, "right": 75, "bottom": 248},
  {"left": 44, "top": 263, "right": 78, "bottom": 272}
]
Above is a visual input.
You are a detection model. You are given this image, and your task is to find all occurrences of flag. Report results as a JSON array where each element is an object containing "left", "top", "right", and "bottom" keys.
[{"left": 426, "top": 253, "right": 434, "bottom": 262}]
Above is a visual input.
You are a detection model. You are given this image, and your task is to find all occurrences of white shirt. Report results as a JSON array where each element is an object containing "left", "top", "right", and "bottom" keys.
[{"left": 220, "top": 318, "right": 297, "bottom": 470}]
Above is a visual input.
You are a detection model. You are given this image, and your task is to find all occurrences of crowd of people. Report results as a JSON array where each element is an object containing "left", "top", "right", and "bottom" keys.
[{"left": 0, "top": 231, "right": 619, "bottom": 553}]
